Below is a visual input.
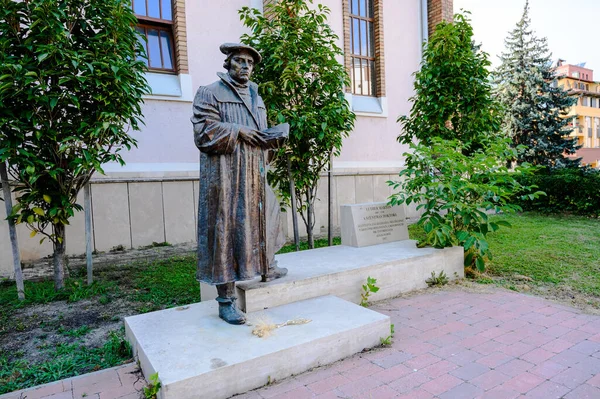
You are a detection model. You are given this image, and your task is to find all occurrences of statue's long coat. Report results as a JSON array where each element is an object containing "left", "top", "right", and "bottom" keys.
[{"left": 191, "top": 72, "right": 285, "bottom": 285}]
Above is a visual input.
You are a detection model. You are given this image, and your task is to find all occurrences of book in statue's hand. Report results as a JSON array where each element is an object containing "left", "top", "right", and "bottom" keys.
[{"left": 262, "top": 123, "right": 290, "bottom": 138}]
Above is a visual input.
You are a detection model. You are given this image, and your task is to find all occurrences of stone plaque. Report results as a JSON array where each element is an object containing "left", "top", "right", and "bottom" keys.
[{"left": 340, "top": 202, "right": 408, "bottom": 247}]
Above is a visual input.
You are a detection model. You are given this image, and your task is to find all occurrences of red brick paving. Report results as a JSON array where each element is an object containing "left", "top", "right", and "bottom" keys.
[{"left": 3, "top": 287, "right": 600, "bottom": 398}]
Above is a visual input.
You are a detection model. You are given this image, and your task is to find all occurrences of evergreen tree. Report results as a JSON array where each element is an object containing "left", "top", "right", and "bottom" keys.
[{"left": 495, "top": 0, "right": 579, "bottom": 168}]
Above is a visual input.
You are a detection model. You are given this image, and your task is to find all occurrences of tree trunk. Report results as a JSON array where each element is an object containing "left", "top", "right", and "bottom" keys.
[
  {"left": 84, "top": 183, "right": 93, "bottom": 285},
  {"left": 328, "top": 152, "right": 333, "bottom": 246},
  {"left": 306, "top": 190, "right": 314, "bottom": 249},
  {"left": 287, "top": 157, "right": 300, "bottom": 251},
  {"left": 52, "top": 223, "right": 66, "bottom": 290},
  {"left": 0, "top": 162, "right": 25, "bottom": 300}
]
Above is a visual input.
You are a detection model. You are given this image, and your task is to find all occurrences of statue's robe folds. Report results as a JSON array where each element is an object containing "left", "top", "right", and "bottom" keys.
[{"left": 192, "top": 73, "right": 286, "bottom": 285}]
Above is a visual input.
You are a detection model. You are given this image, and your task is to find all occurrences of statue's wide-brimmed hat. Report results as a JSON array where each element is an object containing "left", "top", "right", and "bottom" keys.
[{"left": 220, "top": 43, "right": 262, "bottom": 64}]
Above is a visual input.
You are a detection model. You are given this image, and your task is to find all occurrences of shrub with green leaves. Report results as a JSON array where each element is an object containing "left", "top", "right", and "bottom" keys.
[
  {"left": 390, "top": 13, "right": 541, "bottom": 271},
  {"left": 514, "top": 167, "right": 600, "bottom": 217},
  {"left": 239, "top": 0, "right": 355, "bottom": 248},
  {"left": 0, "top": 0, "right": 149, "bottom": 290}
]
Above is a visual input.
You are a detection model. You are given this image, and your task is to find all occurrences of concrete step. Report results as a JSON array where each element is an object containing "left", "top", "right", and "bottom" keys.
[
  {"left": 125, "top": 295, "right": 390, "bottom": 399},
  {"left": 236, "top": 240, "right": 464, "bottom": 313}
]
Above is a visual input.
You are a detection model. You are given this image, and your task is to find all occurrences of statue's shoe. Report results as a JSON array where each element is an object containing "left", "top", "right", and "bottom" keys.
[
  {"left": 262, "top": 262, "right": 288, "bottom": 282},
  {"left": 218, "top": 301, "right": 246, "bottom": 325}
]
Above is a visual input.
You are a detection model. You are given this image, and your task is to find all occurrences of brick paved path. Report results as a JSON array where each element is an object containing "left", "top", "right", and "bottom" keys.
[{"left": 3, "top": 286, "right": 600, "bottom": 399}]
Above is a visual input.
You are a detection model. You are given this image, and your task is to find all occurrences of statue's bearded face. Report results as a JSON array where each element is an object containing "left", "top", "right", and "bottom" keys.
[{"left": 228, "top": 50, "right": 255, "bottom": 84}]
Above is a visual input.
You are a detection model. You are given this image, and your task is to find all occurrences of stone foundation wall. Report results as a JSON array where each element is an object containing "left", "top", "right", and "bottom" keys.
[{"left": 0, "top": 170, "right": 421, "bottom": 278}]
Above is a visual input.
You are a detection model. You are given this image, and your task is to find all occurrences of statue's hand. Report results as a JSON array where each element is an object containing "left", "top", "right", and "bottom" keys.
[{"left": 239, "top": 127, "right": 267, "bottom": 147}]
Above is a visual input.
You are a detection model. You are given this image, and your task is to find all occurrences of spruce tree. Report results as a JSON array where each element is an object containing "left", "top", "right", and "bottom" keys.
[{"left": 495, "top": 0, "right": 579, "bottom": 168}]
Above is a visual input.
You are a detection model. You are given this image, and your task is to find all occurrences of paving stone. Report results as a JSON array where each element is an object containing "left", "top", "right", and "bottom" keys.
[
  {"left": 447, "top": 349, "right": 485, "bottom": 366},
  {"left": 540, "top": 338, "right": 574, "bottom": 354},
  {"left": 371, "top": 364, "right": 412, "bottom": 384},
  {"left": 438, "top": 382, "right": 484, "bottom": 399},
  {"left": 572, "top": 356, "right": 600, "bottom": 374},
  {"left": 549, "top": 349, "right": 591, "bottom": 367},
  {"left": 570, "top": 340, "right": 600, "bottom": 355},
  {"left": 524, "top": 380, "right": 570, "bottom": 399},
  {"left": 495, "top": 359, "right": 534, "bottom": 378},
  {"left": 306, "top": 374, "right": 350, "bottom": 395},
  {"left": 420, "top": 373, "right": 463, "bottom": 396},
  {"left": 550, "top": 367, "right": 593, "bottom": 389},
  {"left": 450, "top": 362, "right": 490, "bottom": 380},
  {"left": 339, "top": 362, "right": 383, "bottom": 380},
  {"left": 588, "top": 373, "right": 600, "bottom": 387},
  {"left": 336, "top": 376, "right": 383, "bottom": 397},
  {"left": 520, "top": 348, "right": 554, "bottom": 364},
  {"left": 476, "top": 352, "right": 514, "bottom": 368},
  {"left": 421, "top": 360, "right": 458, "bottom": 379},
  {"left": 528, "top": 360, "right": 568, "bottom": 380},
  {"left": 564, "top": 384, "right": 600, "bottom": 399},
  {"left": 470, "top": 370, "right": 511, "bottom": 391},
  {"left": 395, "top": 389, "right": 434, "bottom": 399},
  {"left": 475, "top": 385, "right": 520, "bottom": 399},
  {"left": 501, "top": 342, "right": 536, "bottom": 358},
  {"left": 273, "top": 386, "right": 314, "bottom": 399},
  {"left": 473, "top": 341, "right": 507, "bottom": 355},
  {"left": 388, "top": 371, "right": 430, "bottom": 393},
  {"left": 353, "top": 384, "right": 398, "bottom": 399},
  {"left": 404, "top": 353, "right": 441, "bottom": 370},
  {"left": 503, "top": 372, "right": 544, "bottom": 394},
  {"left": 371, "top": 350, "right": 413, "bottom": 369}
]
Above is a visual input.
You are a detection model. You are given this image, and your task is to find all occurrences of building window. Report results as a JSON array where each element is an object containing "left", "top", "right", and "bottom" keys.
[
  {"left": 349, "top": 0, "right": 376, "bottom": 96},
  {"left": 344, "top": 0, "right": 385, "bottom": 100},
  {"left": 592, "top": 98, "right": 597, "bottom": 108},
  {"left": 586, "top": 117, "right": 592, "bottom": 138},
  {"left": 583, "top": 97, "right": 589, "bottom": 107},
  {"left": 133, "top": 0, "right": 176, "bottom": 72}
]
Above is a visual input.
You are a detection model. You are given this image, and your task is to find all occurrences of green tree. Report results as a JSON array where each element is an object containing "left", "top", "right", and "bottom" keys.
[
  {"left": 390, "top": 13, "right": 540, "bottom": 271},
  {"left": 0, "top": 0, "right": 149, "bottom": 290},
  {"left": 495, "top": 0, "right": 579, "bottom": 168},
  {"left": 239, "top": 0, "right": 355, "bottom": 248}
]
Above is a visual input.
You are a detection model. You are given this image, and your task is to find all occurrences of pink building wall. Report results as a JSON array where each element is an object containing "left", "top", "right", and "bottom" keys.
[
  {"left": 556, "top": 64, "right": 594, "bottom": 81},
  {"left": 117, "top": 0, "right": 422, "bottom": 173}
]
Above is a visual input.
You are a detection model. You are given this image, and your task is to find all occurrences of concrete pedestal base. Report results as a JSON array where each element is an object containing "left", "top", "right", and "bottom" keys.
[
  {"left": 125, "top": 295, "right": 390, "bottom": 399},
  {"left": 237, "top": 240, "right": 464, "bottom": 313}
]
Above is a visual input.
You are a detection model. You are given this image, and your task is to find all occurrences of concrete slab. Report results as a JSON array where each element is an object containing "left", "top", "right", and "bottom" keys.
[
  {"left": 125, "top": 295, "right": 390, "bottom": 399},
  {"left": 237, "top": 240, "right": 464, "bottom": 313}
]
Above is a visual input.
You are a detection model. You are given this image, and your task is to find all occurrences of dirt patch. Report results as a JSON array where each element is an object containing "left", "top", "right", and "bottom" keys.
[{"left": 1, "top": 297, "right": 137, "bottom": 366}]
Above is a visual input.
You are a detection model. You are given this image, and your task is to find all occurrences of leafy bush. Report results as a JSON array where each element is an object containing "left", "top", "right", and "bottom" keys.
[
  {"left": 239, "top": 0, "right": 355, "bottom": 248},
  {"left": 514, "top": 168, "right": 600, "bottom": 217},
  {"left": 0, "top": 0, "right": 149, "bottom": 290},
  {"left": 390, "top": 13, "right": 541, "bottom": 271}
]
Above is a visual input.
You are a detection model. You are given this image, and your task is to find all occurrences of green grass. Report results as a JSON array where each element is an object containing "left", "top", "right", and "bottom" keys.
[
  {"left": 485, "top": 213, "right": 600, "bottom": 296},
  {"left": 130, "top": 256, "right": 199, "bottom": 313},
  {"left": 277, "top": 236, "right": 341, "bottom": 254},
  {"left": 407, "top": 212, "right": 600, "bottom": 297},
  {"left": 0, "top": 330, "right": 131, "bottom": 394}
]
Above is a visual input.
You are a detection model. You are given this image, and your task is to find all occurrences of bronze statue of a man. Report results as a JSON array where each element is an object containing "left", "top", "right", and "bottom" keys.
[{"left": 191, "top": 43, "right": 289, "bottom": 325}]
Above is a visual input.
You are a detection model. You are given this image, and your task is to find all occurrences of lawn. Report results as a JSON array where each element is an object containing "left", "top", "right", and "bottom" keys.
[
  {"left": 484, "top": 213, "right": 600, "bottom": 302},
  {"left": 0, "top": 213, "right": 599, "bottom": 393}
]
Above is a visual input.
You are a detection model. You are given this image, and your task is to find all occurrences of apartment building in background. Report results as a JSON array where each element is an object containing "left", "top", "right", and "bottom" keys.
[
  {"left": 556, "top": 61, "right": 600, "bottom": 168},
  {"left": 0, "top": 0, "right": 454, "bottom": 278}
]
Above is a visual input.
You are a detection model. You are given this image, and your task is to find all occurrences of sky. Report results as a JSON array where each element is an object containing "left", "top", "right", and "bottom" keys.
[{"left": 453, "top": 0, "right": 600, "bottom": 74}]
